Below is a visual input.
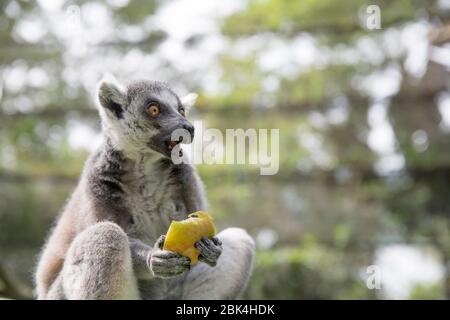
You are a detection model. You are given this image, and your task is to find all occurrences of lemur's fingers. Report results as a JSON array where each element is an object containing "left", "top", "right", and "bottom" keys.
[
  {"left": 196, "top": 237, "right": 222, "bottom": 267},
  {"left": 155, "top": 235, "right": 166, "bottom": 250},
  {"left": 212, "top": 236, "right": 222, "bottom": 246},
  {"left": 147, "top": 235, "right": 167, "bottom": 269},
  {"left": 150, "top": 258, "right": 190, "bottom": 278},
  {"left": 152, "top": 254, "right": 190, "bottom": 270},
  {"left": 150, "top": 249, "right": 191, "bottom": 278},
  {"left": 151, "top": 250, "right": 183, "bottom": 260}
]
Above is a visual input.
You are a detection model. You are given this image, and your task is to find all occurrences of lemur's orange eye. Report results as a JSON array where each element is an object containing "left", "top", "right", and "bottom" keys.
[
  {"left": 147, "top": 103, "right": 160, "bottom": 116},
  {"left": 180, "top": 108, "right": 186, "bottom": 117}
]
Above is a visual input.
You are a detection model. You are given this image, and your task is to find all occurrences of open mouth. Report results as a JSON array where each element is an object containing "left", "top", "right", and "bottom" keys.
[{"left": 165, "top": 138, "right": 182, "bottom": 151}]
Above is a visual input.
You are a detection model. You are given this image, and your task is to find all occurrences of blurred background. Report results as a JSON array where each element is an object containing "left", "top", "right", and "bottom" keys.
[{"left": 1, "top": 0, "right": 450, "bottom": 300}]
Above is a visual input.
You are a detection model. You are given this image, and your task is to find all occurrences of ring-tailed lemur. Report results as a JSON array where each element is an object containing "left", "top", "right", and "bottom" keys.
[{"left": 35, "top": 75, "right": 255, "bottom": 299}]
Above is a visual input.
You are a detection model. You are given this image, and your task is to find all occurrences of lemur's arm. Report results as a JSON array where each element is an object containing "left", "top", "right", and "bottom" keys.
[
  {"left": 128, "top": 238, "right": 153, "bottom": 278},
  {"left": 172, "top": 162, "right": 208, "bottom": 212}
]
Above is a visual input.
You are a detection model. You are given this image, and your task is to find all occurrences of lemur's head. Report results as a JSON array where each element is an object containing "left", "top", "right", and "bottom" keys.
[{"left": 96, "top": 75, "right": 197, "bottom": 159}]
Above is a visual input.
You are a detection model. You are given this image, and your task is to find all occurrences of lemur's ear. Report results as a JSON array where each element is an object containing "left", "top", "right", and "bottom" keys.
[
  {"left": 180, "top": 93, "right": 198, "bottom": 112},
  {"left": 97, "top": 73, "right": 126, "bottom": 119}
]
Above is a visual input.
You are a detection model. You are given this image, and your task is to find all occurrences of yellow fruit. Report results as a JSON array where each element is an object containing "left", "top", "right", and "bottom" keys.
[{"left": 163, "top": 211, "right": 216, "bottom": 265}]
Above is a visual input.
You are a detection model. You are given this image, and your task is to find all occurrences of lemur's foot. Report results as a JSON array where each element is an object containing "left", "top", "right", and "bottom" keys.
[
  {"left": 148, "top": 235, "right": 191, "bottom": 278},
  {"left": 195, "top": 236, "right": 223, "bottom": 267}
]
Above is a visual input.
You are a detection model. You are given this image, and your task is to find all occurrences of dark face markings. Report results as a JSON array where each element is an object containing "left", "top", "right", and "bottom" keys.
[{"left": 117, "top": 82, "right": 195, "bottom": 159}]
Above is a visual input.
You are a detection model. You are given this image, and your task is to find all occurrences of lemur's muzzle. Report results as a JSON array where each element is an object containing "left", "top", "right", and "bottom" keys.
[
  {"left": 181, "top": 123, "right": 195, "bottom": 142},
  {"left": 165, "top": 121, "right": 195, "bottom": 151}
]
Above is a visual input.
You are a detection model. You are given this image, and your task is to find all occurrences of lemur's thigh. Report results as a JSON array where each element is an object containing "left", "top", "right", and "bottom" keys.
[
  {"left": 60, "top": 222, "right": 139, "bottom": 300},
  {"left": 45, "top": 272, "right": 65, "bottom": 299},
  {"left": 182, "top": 228, "right": 255, "bottom": 299}
]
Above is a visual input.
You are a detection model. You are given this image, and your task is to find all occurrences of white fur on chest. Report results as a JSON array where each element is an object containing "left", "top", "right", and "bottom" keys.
[{"left": 124, "top": 157, "right": 186, "bottom": 243}]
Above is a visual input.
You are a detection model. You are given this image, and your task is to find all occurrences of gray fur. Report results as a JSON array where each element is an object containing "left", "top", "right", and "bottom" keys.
[{"left": 35, "top": 77, "right": 255, "bottom": 300}]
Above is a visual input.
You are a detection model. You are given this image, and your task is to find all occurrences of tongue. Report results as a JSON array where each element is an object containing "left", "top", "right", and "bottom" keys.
[{"left": 168, "top": 140, "right": 178, "bottom": 148}]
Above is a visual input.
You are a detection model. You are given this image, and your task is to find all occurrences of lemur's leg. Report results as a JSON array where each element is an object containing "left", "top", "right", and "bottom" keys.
[
  {"left": 45, "top": 273, "right": 65, "bottom": 299},
  {"left": 60, "top": 222, "right": 140, "bottom": 300},
  {"left": 182, "top": 228, "right": 255, "bottom": 299}
]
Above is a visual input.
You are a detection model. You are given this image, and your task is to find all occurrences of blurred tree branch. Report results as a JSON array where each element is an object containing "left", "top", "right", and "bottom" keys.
[
  {"left": 0, "top": 88, "right": 444, "bottom": 121},
  {"left": 4, "top": 166, "right": 450, "bottom": 186}
]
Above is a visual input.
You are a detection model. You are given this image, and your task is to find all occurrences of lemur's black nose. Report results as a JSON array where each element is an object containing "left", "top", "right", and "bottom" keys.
[{"left": 183, "top": 123, "right": 195, "bottom": 139}]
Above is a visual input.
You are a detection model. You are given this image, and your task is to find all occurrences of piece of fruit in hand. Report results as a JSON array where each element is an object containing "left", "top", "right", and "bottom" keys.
[{"left": 163, "top": 211, "right": 216, "bottom": 265}]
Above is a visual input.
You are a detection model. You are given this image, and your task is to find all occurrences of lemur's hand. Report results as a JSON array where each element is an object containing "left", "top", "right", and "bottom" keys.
[
  {"left": 148, "top": 235, "right": 191, "bottom": 278},
  {"left": 195, "top": 236, "right": 222, "bottom": 267}
]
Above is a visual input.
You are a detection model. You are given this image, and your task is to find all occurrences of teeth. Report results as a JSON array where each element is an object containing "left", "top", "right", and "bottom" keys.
[{"left": 167, "top": 140, "right": 180, "bottom": 151}]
